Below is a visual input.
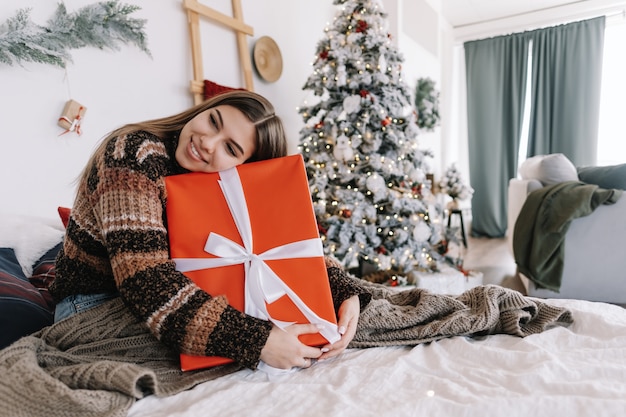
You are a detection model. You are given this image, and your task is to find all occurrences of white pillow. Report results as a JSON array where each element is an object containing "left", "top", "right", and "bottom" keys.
[
  {"left": 519, "top": 153, "right": 579, "bottom": 185},
  {"left": 0, "top": 213, "right": 64, "bottom": 277}
]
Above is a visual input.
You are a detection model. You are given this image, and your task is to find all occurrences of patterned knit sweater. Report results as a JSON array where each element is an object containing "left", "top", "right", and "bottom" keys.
[{"left": 49, "top": 131, "right": 370, "bottom": 369}]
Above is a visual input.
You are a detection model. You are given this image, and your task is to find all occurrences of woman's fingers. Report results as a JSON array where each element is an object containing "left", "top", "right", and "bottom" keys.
[
  {"left": 290, "top": 323, "right": 325, "bottom": 360},
  {"left": 318, "top": 295, "right": 360, "bottom": 360},
  {"left": 260, "top": 323, "right": 325, "bottom": 369}
]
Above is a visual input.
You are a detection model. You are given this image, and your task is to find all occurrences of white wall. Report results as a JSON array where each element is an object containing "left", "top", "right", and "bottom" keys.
[
  {"left": 0, "top": 0, "right": 445, "bottom": 218},
  {"left": 394, "top": 0, "right": 445, "bottom": 177}
]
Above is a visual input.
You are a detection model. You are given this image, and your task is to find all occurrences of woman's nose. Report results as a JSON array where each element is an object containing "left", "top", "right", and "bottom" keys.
[{"left": 199, "top": 135, "right": 216, "bottom": 154}]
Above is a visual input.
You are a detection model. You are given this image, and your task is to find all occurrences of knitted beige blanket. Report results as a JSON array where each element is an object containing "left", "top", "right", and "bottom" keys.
[{"left": 0, "top": 284, "right": 572, "bottom": 417}]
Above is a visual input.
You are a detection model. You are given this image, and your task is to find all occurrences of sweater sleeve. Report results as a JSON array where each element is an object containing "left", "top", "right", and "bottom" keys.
[
  {"left": 86, "top": 134, "right": 272, "bottom": 369},
  {"left": 324, "top": 256, "right": 372, "bottom": 312}
]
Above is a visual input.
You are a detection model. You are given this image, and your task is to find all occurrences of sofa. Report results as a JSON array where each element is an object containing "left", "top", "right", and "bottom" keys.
[{"left": 507, "top": 153, "right": 626, "bottom": 305}]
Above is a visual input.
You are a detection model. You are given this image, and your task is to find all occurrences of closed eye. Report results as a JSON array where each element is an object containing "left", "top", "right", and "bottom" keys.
[
  {"left": 227, "top": 140, "right": 244, "bottom": 157},
  {"left": 209, "top": 114, "right": 218, "bottom": 129}
]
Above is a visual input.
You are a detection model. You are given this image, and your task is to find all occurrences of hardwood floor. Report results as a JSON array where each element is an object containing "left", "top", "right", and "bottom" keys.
[
  {"left": 448, "top": 219, "right": 526, "bottom": 294},
  {"left": 464, "top": 235, "right": 526, "bottom": 291}
]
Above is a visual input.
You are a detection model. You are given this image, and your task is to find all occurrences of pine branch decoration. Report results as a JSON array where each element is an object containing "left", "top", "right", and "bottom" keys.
[{"left": 0, "top": 1, "right": 150, "bottom": 68}]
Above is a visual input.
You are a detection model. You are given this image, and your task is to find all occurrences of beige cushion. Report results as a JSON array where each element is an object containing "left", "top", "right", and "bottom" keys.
[{"left": 519, "top": 153, "right": 578, "bottom": 185}]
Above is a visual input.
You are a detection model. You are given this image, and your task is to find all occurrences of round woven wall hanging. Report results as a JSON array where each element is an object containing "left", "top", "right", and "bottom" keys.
[{"left": 253, "top": 36, "right": 283, "bottom": 83}]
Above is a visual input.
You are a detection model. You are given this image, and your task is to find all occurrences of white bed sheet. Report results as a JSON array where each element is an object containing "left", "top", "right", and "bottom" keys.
[{"left": 128, "top": 298, "right": 626, "bottom": 417}]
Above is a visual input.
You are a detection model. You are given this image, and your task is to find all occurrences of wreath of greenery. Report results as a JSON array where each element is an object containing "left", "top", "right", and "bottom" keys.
[
  {"left": 0, "top": 1, "right": 150, "bottom": 68},
  {"left": 414, "top": 77, "right": 441, "bottom": 131}
]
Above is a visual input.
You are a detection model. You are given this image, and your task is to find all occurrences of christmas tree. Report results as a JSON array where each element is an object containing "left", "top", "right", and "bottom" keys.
[
  {"left": 439, "top": 163, "right": 474, "bottom": 202},
  {"left": 298, "top": 0, "right": 444, "bottom": 278}
]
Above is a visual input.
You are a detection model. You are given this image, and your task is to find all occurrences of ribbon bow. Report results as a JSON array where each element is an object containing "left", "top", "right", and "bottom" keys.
[{"left": 173, "top": 167, "right": 340, "bottom": 344}]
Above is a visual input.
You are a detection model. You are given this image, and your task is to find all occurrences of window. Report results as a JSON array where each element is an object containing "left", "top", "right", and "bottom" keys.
[
  {"left": 597, "top": 21, "right": 626, "bottom": 166},
  {"left": 517, "top": 20, "right": 626, "bottom": 168},
  {"left": 517, "top": 41, "right": 532, "bottom": 171}
]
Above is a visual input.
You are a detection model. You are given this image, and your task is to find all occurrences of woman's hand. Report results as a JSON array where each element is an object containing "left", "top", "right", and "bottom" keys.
[
  {"left": 259, "top": 323, "right": 324, "bottom": 369},
  {"left": 319, "top": 294, "right": 360, "bottom": 361},
  {"left": 259, "top": 294, "right": 361, "bottom": 369}
]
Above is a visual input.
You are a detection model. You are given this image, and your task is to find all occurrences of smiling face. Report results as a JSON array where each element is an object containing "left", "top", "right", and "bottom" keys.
[{"left": 175, "top": 105, "right": 257, "bottom": 173}]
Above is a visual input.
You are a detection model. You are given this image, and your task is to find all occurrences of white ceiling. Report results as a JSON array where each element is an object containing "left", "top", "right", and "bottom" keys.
[
  {"left": 441, "top": 0, "right": 626, "bottom": 41},
  {"left": 442, "top": 0, "right": 582, "bottom": 28}
]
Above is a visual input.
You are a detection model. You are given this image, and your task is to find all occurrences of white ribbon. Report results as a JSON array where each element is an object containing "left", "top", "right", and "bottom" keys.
[{"left": 173, "top": 167, "right": 340, "bottom": 344}]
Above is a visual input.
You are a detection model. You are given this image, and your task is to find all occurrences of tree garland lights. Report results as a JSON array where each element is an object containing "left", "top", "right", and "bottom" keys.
[{"left": 0, "top": 1, "right": 150, "bottom": 68}]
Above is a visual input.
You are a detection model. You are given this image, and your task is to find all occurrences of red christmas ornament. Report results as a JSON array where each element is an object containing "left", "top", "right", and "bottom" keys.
[
  {"left": 356, "top": 20, "right": 368, "bottom": 33},
  {"left": 375, "top": 246, "right": 387, "bottom": 254},
  {"left": 319, "top": 50, "right": 329, "bottom": 60},
  {"left": 314, "top": 121, "right": 324, "bottom": 129},
  {"left": 359, "top": 89, "right": 369, "bottom": 98},
  {"left": 458, "top": 266, "right": 471, "bottom": 277},
  {"left": 381, "top": 117, "right": 392, "bottom": 127},
  {"left": 340, "top": 209, "right": 352, "bottom": 218},
  {"left": 317, "top": 222, "right": 327, "bottom": 235}
]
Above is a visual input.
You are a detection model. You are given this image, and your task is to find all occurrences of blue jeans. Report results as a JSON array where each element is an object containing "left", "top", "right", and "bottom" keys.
[{"left": 54, "top": 293, "right": 119, "bottom": 323}]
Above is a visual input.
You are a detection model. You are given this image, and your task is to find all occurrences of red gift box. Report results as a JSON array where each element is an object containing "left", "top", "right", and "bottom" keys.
[{"left": 165, "top": 155, "right": 340, "bottom": 371}]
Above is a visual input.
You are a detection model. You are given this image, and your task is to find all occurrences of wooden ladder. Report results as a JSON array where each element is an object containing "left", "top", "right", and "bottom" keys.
[{"left": 182, "top": 0, "right": 255, "bottom": 105}]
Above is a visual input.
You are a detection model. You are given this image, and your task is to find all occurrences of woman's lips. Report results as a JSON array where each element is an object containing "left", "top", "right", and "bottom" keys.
[{"left": 189, "top": 139, "right": 205, "bottom": 162}]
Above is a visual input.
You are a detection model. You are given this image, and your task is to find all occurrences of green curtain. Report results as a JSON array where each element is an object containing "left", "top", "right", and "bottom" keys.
[
  {"left": 464, "top": 34, "right": 529, "bottom": 237},
  {"left": 527, "top": 17, "right": 606, "bottom": 166}
]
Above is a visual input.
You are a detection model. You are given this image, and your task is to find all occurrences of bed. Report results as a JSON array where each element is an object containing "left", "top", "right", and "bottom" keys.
[
  {"left": 1, "top": 212, "right": 626, "bottom": 417},
  {"left": 129, "top": 296, "right": 626, "bottom": 417},
  {"left": 127, "top": 295, "right": 626, "bottom": 417}
]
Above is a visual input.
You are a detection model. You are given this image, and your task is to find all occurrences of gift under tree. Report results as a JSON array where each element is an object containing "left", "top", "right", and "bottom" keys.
[{"left": 298, "top": 0, "right": 444, "bottom": 278}]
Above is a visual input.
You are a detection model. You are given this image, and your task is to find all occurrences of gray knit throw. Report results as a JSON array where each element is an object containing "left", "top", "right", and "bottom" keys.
[
  {"left": 350, "top": 282, "right": 572, "bottom": 347},
  {"left": 0, "top": 284, "right": 572, "bottom": 417}
]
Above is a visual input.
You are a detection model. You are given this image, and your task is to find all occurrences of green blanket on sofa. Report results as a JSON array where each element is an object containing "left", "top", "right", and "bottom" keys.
[{"left": 513, "top": 181, "right": 622, "bottom": 292}]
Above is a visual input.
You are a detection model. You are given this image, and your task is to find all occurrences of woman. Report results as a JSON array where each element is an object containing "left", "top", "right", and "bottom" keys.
[{"left": 49, "top": 90, "right": 370, "bottom": 370}]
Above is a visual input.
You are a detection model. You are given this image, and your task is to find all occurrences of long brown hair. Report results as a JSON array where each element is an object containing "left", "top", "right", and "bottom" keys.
[{"left": 80, "top": 90, "right": 288, "bottom": 182}]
